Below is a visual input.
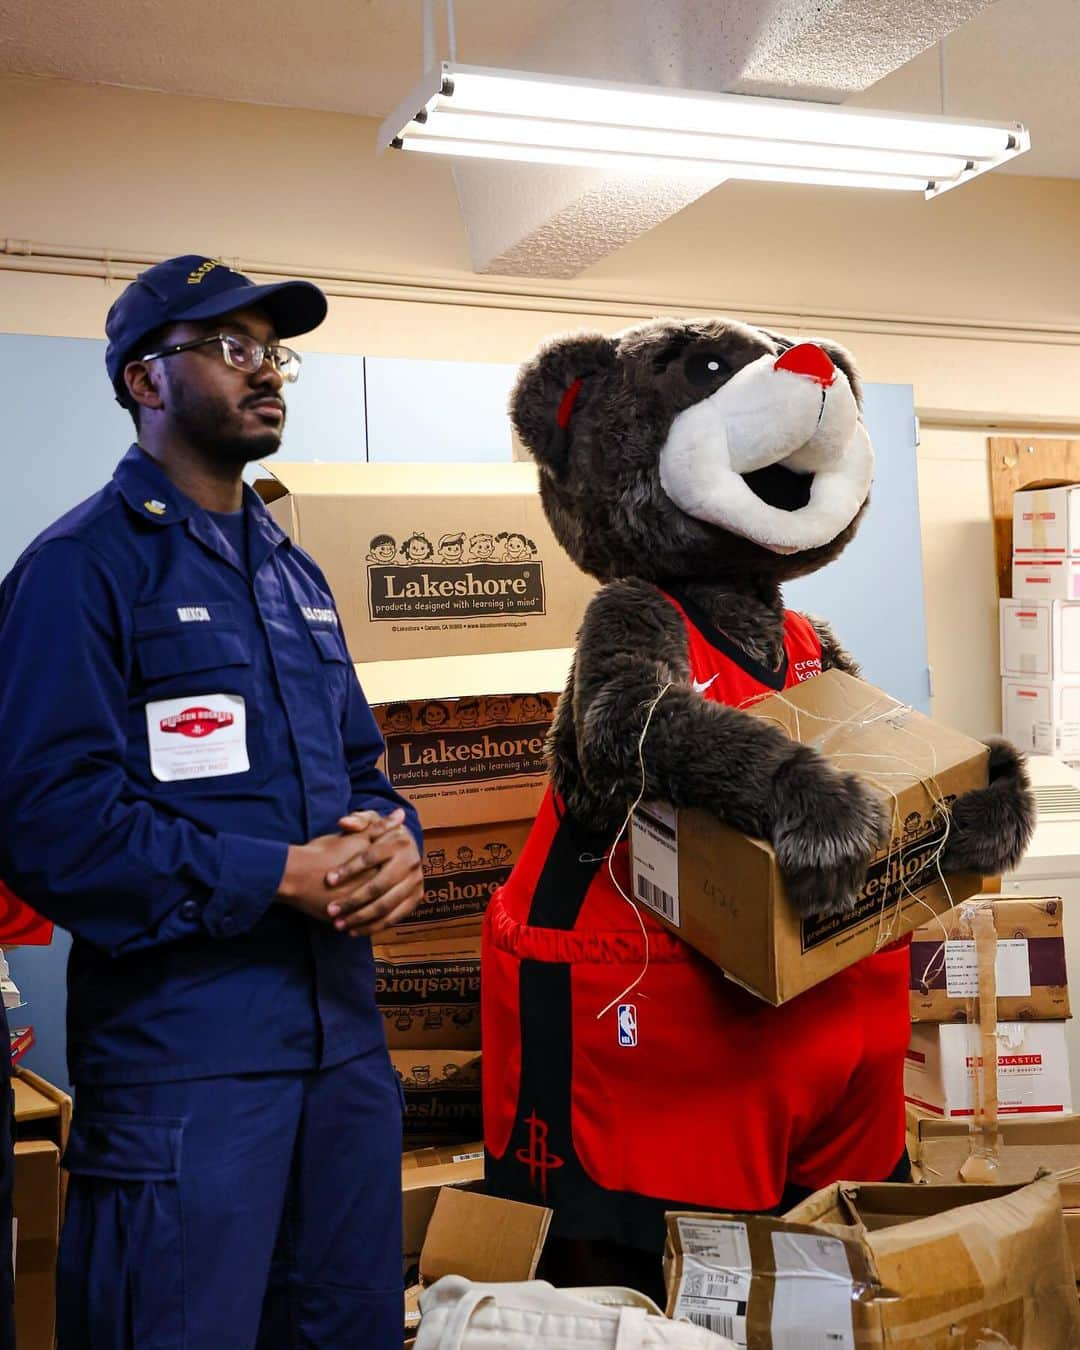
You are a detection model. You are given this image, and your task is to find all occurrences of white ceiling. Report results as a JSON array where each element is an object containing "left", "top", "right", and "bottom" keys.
[{"left": 2, "top": 0, "right": 1078, "bottom": 178}]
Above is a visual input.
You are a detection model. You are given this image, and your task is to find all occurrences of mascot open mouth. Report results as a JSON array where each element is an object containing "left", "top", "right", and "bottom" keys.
[{"left": 658, "top": 343, "right": 874, "bottom": 554}]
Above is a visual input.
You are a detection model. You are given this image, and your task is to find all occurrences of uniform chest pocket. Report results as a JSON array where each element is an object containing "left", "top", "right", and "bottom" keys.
[{"left": 134, "top": 628, "right": 251, "bottom": 682}]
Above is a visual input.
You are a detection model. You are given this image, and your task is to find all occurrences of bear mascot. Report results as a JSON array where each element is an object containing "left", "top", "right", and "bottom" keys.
[{"left": 480, "top": 317, "right": 1035, "bottom": 1297}]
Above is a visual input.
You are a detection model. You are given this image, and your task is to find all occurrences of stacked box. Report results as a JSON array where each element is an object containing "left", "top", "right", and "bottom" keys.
[
  {"left": 252, "top": 463, "right": 594, "bottom": 1164},
  {"left": 1004, "top": 482, "right": 1080, "bottom": 766},
  {"left": 909, "top": 894, "right": 1070, "bottom": 1023}
]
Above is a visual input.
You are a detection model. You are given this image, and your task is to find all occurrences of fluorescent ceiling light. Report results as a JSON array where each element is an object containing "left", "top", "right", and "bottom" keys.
[{"left": 379, "top": 63, "right": 1029, "bottom": 197}]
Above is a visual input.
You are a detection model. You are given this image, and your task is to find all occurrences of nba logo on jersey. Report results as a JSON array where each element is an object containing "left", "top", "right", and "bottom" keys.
[{"left": 617, "top": 1003, "right": 638, "bottom": 1047}]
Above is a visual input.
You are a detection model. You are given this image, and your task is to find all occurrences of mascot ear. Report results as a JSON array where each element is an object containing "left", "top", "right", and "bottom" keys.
[
  {"left": 510, "top": 332, "right": 617, "bottom": 478},
  {"left": 760, "top": 327, "right": 863, "bottom": 407}
]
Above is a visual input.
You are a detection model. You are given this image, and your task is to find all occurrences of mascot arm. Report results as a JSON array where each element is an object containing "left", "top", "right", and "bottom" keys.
[
  {"left": 570, "top": 580, "right": 888, "bottom": 917},
  {"left": 803, "top": 619, "right": 1033, "bottom": 876}
]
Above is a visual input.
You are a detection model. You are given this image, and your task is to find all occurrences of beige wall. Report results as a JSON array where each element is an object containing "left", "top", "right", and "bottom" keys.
[{"left": 4, "top": 74, "right": 1080, "bottom": 738}]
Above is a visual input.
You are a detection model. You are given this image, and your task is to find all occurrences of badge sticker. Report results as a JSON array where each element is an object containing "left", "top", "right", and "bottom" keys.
[{"left": 146, "top": 694, "right": 249, "bottom": 782}]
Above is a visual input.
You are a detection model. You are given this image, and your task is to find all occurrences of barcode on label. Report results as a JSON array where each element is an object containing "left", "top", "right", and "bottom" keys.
[
  {"left": 688, "top": 1312, "right": 746, "bottom": 1342},
  {"left": 636, "top": 873, "right": 676, "bottom": 919}
]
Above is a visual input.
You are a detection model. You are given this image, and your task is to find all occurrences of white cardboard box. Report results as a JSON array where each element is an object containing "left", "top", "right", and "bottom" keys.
[
  {"left": 1001, "top": 677, "right": 1080, "bottom": 762},
  {"left": 1013, "top": 482, "right": 1080, "bottom": 560},
  {"left": 905, "top": 1021, "right": 1073, "bottom": 1119},
  {"left": 1000, "top": 599, "right": 1080, "bottom": 678},
  {"left": 1012, "top": 556, "right": 1080, "bottom": 600}
]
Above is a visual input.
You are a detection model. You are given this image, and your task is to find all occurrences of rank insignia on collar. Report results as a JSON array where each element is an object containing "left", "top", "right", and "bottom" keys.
[{"left": 144, "top": 499, "right": 167, "bottom": 516}]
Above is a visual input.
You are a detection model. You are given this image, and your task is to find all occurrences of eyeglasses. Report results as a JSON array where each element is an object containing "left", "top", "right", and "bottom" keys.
[{"left": 139, "top": 333, "right": 303, "bottom": 382}]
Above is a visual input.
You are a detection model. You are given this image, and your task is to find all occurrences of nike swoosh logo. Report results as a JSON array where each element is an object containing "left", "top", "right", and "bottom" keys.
[{"left": 692, "top": 675, "right": 718, "bottom": 694}]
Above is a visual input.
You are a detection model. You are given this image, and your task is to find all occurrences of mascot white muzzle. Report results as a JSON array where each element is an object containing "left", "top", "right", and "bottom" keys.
[{"left": 658, "top": 342, "right": 874, "bottom": 555}]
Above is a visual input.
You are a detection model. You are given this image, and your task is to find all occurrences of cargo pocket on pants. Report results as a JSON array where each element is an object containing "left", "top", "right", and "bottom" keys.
[{"left": 59, "top": 1113, "right": 187, "bottom": 1350}]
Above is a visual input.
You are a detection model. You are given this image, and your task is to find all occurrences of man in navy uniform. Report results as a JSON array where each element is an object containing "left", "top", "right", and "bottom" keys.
[{"left": 0, "top": 256, "right": 422, "bottom": 1348}]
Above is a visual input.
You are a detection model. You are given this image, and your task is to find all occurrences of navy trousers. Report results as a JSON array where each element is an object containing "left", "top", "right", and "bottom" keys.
[{"left": 57, "top": 1046, "right": 403, "bottom": 1349}]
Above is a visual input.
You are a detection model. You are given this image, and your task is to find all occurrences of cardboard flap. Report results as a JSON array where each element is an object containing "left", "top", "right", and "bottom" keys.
[
  {"left": 254, "top": 461, "right": 542, "bottom": 498},
  {"left": 418, "top": 1187, "right": 551, "bottom": 1286},
  {"left": 1016, "top": 479, "right": 1080, "bottom": 493}
]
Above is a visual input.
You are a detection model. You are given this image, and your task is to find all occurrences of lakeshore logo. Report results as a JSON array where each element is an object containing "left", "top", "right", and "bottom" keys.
[
  {"left": 800, "top": 815, "right": 949, "bottom": 953},
  {"left": 365, "top": 527, "right": 546, "bottom": 622},
  {"left": 384, "top": 720, "right": 550, "bottom": 789}
]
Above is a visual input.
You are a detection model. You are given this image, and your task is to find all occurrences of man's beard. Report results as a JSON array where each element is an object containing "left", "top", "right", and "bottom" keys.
[{"left": 171, "top": 384, "right": 285, "bottom": 466}]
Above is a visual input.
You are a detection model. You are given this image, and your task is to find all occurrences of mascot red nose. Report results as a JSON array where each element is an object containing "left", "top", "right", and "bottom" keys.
[{"left": 480, "top": 316, "right": 1034, "bottom": 1293}]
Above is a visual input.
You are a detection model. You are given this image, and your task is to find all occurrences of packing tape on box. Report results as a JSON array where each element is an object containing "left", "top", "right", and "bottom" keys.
[{"left": 961, "top": 901, "right": 1002, "bottom": 1184}]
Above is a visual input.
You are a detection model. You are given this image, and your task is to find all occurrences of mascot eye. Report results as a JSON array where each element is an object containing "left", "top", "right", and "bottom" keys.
[{"left": 684, "top": 352, "right": 731, "bottom": 387}]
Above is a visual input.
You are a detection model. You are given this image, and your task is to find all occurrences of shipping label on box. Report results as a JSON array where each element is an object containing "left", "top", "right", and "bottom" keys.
[
  {"left": 905, "top": 1020, "right": 1073, "bottom": 1119},
  {"left": 255, "top": 462, "right": 596, "bottom": 662},
  {"left": 392, "top": 1049, "right": 483, "bottom": 1148},
  {"left": 360, "top": 649, "right": 571, "bottom": 829},
  {"left": 1012, "top": 481, "right": 1080, "bottom": 559},
  {"left": 910, "top": 895, "right": 1069, "bottom": 1022},
  {"left": 402, "top": 820, "right": 532, "bottom": 935},
  {"left": 630, "top": 671, "right": 987, "bottom": 1005},
  {"left": 664, "top": 1209, "right": 877, "bottom": 1348},
  {"left": 375, "top": 934, "right": 481, "bottom": 1050}
]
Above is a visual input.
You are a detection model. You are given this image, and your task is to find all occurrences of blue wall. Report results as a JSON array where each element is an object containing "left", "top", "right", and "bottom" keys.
[{"left": 0, "top": 332, "right": 925, "bottom": 1093}]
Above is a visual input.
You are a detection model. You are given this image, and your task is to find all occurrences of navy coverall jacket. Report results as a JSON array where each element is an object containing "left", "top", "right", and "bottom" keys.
[{"left": 0, "top": 445, "right": 420, "bottom": 1086}]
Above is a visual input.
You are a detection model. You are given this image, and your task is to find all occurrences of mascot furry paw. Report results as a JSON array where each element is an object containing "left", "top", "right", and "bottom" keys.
[{"left": 480, "top": 317, "right": 1035, "bottom": 1293}]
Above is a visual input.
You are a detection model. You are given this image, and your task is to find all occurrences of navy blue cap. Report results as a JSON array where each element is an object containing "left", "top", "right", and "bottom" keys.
[{"left": 105, "top": 254, "right": 327, "bottom": 396}]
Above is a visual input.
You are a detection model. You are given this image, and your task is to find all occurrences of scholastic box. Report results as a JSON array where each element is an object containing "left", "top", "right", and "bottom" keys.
[
  {"left": 358, "top": 648, "right": 571, "bottom": 829},
  {"left": 254, "top": 462, "right": 595, "bottom": 662},
  {"left": 1000, "top": 598, "right": 1080, "bottom": 678},
  {"left": 905, "top": 1020, "right": 1073, "bottom": 1119},
  {"left": 1012, "top": 481, "right": 1080, "bottom": 560},
  {"left": 629, "top": 670, "right": 987, "bottom": 1004},
  {"left": 909, "top": 895, "right": 1070, "bottom": 1023},
  {"left": 391, "top": 1049, "right": 483, "bottom": 1149},
  {"left": 374, "top": 932, "right": 481, "bottom": 1050},
  {"left": 402, "top": 819, "right": 533, "bottom": 936},
  {"left": 1001, "top": 676, "right": 1080, "bottom": 761},
  {"left": 1012, "top": 557, "right": 1080, "bottom": 600}
]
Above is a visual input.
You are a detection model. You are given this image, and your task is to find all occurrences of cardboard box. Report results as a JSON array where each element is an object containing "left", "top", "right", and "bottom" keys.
[
  {"left": 404, "top": 1185, "right": 550, "bottom": 1330},
  {"left": 1001, "top": 675, "right": 1080, "bottom": 761},
  {"left": 13, "top": 1140, "right": 59, "bottom": 1350},
  {"left": 907, "top": 1103, "right": 1080, "bottom": 1185},
  {"left": 664, "top": 1208, "right": 878, "bottom": 1346},
  {"left": 1000, "top": 598, "right": 1080, "bottom": 678},
  {"left": 401, "top": 1142, "right": 485, "bottom": 1279},
  {"left": 254, "top": 461, "right": 596, "bottom": 662},
  {"left": 392, "top": 1049, "right": 483, "bottom": 1148},
  {"left": 403, "top": 819, "right": 533, "bottom": 935},
  {"left": 629, "top": 671, "right": 987, "bottom": 1005},
  {"left": 781, "top": 1178, "right": 1080, "bottom": 1347},
  {"left": 375, "top": 932, "right": 481, "bottom": 1050},
  {"left": 358, "top": 648, "right": 571, "bottom": 829},
  {"left": 909, "top": 895, "right": 1070, "bottom": 1023},
  {"left": 1012, "top": 480, "right": 1080, "bottom": 560},
  {"left": 1012, "top": 555, "right": 1080, "bottom": 600},
  {"left": 905, "top": 1020, "right": 1073, "bottom": 1119}
]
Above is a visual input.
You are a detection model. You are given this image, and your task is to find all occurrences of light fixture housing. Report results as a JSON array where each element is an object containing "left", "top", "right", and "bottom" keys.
[{"left": 378, "top": 62, "right": 1029, "bottom": 197}]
